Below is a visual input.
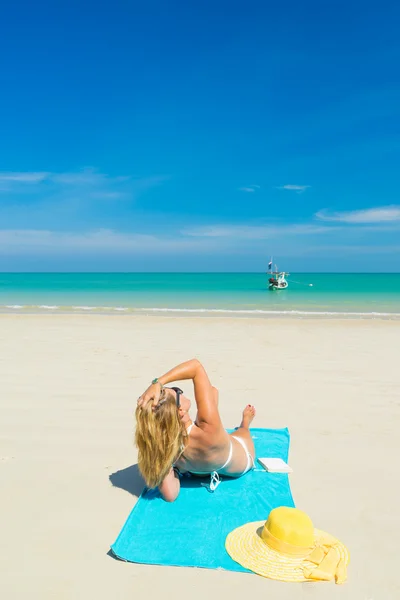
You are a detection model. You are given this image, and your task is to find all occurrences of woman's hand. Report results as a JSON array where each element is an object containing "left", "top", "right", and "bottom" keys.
[{"left": 137, "top": 382, "right": 162, "bottom": 409}]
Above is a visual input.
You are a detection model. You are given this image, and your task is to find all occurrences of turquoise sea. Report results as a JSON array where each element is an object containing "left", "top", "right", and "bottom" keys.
[{"left": 0, "top": 273, "right": 399, "bottom": 317}]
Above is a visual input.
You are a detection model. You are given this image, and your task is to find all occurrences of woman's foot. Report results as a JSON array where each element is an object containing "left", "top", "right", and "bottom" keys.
[{"left": 240, "top": 405, "right": 256, "bottom": 429}]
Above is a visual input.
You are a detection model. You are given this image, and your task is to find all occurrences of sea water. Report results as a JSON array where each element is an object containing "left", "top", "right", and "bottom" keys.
[{"left": 0, "top": 273, "right": 399, "bottom": 317}]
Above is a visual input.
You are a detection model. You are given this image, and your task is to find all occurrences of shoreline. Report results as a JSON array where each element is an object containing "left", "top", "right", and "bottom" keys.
[{"left": 1, "top": 306, "right": 400, "bottom": 320}]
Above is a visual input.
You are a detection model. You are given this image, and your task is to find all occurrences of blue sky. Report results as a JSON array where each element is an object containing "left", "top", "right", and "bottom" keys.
[{"left": 0, "top": 0, "right": 399, "bottom": 272}]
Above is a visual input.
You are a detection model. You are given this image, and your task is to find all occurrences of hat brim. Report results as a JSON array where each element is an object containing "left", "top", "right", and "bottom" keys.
[{"left": 225, "top": 521, "right": 350, "bottom": 583}]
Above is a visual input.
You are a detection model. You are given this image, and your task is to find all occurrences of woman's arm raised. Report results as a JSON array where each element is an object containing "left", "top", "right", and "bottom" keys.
[
  {"left": 137, "top": 358, "right": 200, "bottom": 408},
  {"left": 138, "top": 359, "right": 221, "bottom": 427},
  {"left": 160, "top": 358, "right": 221, "bottom": 427},
  {"left": 158, "top": 358, "right": 202, "bottom": 386}
]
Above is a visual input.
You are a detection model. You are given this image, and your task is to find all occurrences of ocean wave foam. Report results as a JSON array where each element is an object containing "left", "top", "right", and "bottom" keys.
[
  {"left": 0, "top": 304, "right": 399, "bottom": 318},
  {"left": 134, "top": 307, "right": 400, "bottom": 317},
  {"left": 38, "top": 305, "right": 59, "bottom": 309}
]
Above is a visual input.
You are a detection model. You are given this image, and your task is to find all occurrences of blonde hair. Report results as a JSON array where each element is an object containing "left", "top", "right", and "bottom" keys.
[{"left": 135, "top": 388, "right": 188, "bottom": 488}]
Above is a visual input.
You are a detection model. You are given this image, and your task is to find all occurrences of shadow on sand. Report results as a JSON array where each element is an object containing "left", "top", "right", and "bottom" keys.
[
  {"left": 109, "top": 463, "right": 209, "bottom": 500},
  {"left": 109, "top": 463, "right": 146, "bottom": 498}
]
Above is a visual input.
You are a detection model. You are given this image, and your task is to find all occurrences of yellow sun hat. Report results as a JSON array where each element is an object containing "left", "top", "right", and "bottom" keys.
[{"left": 225, "top": 506, "right": 349, "bottom": 584}]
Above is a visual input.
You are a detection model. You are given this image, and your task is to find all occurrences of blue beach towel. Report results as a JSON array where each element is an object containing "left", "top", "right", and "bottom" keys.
[{"left": 111, "top": 427, "right": 295, "bottom": 572}]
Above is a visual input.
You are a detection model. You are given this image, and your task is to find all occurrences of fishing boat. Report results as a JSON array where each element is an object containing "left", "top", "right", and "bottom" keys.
[{"left": 267, "top": 258, "right": 289, "bottom": 290}]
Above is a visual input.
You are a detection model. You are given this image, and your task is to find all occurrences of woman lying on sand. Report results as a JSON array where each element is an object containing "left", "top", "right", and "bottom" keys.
[{"left": 136, "top": 358, "right": 256, "bottom": 502}]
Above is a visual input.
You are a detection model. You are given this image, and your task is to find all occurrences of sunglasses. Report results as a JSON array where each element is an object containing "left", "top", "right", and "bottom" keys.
[{"left": 166, "top": 386, "right": 183, "bottom": 409}]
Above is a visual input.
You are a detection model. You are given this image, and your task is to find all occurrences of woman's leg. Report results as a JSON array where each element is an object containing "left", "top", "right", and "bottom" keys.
[
  {"left": 225, "top": 405, "right": 256, "bottom": 475},
  {"left": 231, "top": 405, "right": 256, "bottom": 459}
]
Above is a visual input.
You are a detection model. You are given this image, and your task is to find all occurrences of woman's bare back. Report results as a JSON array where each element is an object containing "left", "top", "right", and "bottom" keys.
[{"left": 175, "top": 405, "right": 256, "bottom": 477}]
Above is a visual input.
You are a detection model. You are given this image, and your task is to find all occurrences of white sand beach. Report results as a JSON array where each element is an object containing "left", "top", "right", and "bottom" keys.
[{"left": 1, "top": 315, "right": 399, "bottom": 600}]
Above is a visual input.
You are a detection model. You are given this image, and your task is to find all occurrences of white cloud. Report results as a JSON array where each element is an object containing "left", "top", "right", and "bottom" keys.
[
  {"left": 50, "top": 168, "right": 135, "bottom": 186},
  {"left": 51, "top": 170, "right": 107, "bottom": 185},
  {"left": 301, "top": 244, "right": 400, "bottom": 256},
  {"left": 0, "top": 169, "right": 168, "bottom": 219},
  {"left": 316, "top": 206, "right": 400, "bottom": 223},
  {"left": 183, "top": 223, "right": 332, "bottom": 239},
  {"left": 0, "top": 228, "right": 219, "bottom": 255},
  {"left": 0, "top": 172, "right": 49, "bottom": 183},
  {"left": 239, "top": 185, "right": 260, "bottom": 193},
  {"left": 0, "top": 168, "right": 167, "bottom": 192},
  {"left": 277, "top": 185, "right": 311, "bottom": 193},
  {"left": 0, "top": 168, "right": 127, "bottom": 187}
]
